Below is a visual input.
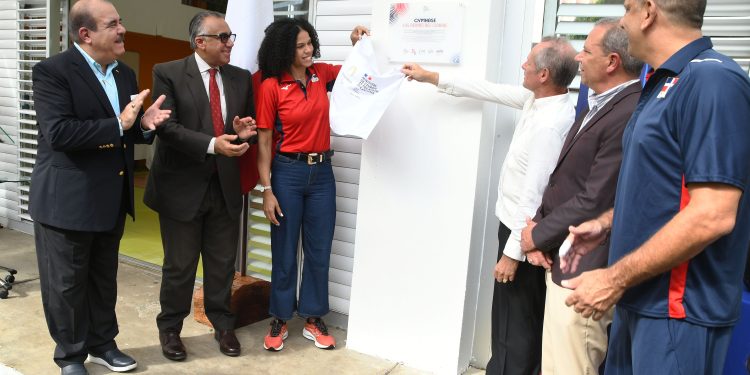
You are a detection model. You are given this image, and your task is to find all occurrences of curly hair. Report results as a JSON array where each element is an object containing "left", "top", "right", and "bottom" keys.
[{"left": 258, "top": 18, "right": 321, "bottom": 81}]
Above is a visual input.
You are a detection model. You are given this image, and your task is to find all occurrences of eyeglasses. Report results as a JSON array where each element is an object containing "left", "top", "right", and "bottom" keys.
[{"left": 199, "top": 33, "right": 236, "bottom": 44}]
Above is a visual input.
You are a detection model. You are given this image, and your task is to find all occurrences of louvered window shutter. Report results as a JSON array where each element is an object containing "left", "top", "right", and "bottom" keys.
[{"left": 544, "top": 0, "right": 750, "bottom": 93}]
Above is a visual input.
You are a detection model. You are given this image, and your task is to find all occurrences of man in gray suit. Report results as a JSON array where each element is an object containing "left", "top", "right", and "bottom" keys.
[
  {"left": 144, "top": 11, "right": 256, "bottom": 360},
  {"left": 518, "top": 18, "right": 643, "bottom": 374}
]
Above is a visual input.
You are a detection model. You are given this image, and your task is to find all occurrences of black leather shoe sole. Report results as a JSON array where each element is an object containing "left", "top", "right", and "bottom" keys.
[
  {"left": 161, "top": 348, "right": 187, "bottom": 361},
  {"left": 219, "top": 348, "right": 240, "bottom": 357}
]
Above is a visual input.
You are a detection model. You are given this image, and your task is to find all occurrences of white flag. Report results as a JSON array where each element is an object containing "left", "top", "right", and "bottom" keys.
[
  {"left": 225, "top": 0, "right": 273, "bottom": 73},
  {"left": 330, "top": 37, "right": 405, "bottom": 139}
]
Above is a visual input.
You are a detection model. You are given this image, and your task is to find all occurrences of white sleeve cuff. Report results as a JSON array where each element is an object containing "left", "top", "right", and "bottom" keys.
[
  {"left": 501, "top": 236, "right": 526, "bottom": 262},
  {"left": 207, "top": 137, "right": 216, "bottom": 154},
  {"left": 436, "top": 73, "right": 455, "bottom": 93}
]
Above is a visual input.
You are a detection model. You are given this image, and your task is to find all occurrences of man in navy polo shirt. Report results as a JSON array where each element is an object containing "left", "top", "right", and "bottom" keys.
[{"left": 559, "top": 0, "right": 750, "bottom": 374}]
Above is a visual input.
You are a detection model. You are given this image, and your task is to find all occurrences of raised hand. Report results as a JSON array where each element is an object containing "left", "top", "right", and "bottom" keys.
[
  {"left": 400, "top": 63, "right": 439, "bottom": 86},
  {"left": 231, "top": 115, "right": 257, "bottom": 141},
  {"left": 350, "top": 25, "right": 370, "bottom": 45},
  {"left": 120, "top": 89, "right": 150, "bottom": 130},
  {"left": 141, "top": 94, "right": 171, "bottom": 130}
]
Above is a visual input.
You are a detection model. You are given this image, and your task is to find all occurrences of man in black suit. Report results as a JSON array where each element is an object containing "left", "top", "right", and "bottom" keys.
[
  {"left": 31, "top": 1, "right": 170, "bottom": 374},
  {"left": 144, "top": 11, "right": 256, "bottom": 360},
  {"left": 518, "top": 18, "right": 643, "bottom": 374}
]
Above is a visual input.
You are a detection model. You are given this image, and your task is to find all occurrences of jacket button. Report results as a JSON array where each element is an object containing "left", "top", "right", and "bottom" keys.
[
  {"left": 118, "top": 171, "right": 124, "bottom": 176},
  {"left": 123, "top": 144, "right": 127, "bottom": 149}
]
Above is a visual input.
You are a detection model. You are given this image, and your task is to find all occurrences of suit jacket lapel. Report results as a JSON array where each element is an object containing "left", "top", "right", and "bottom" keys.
[
  {"left": 70, "top": 48, "right": 115, "bottom": 117},
  {"left": 555, "top": 114, "right": 585, "bottom": 166},
  {"left": 556, "top": 82, "right": 641, "bottom": 164},
  {"left": 185, "top": 55, "right": 214, "bottom": 135},
  {"left": 113, "top": 63, "right": 133, "bottom": 115}
]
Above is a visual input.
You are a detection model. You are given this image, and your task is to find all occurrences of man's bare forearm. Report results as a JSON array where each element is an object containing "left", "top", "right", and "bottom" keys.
[{"left": 608, "top": 184, "right": 740, "bottom": 290}]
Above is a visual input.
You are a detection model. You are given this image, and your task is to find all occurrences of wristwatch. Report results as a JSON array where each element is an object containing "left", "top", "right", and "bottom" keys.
[{"left": 258, "top": 185, "right": 272, "bottom": 192}]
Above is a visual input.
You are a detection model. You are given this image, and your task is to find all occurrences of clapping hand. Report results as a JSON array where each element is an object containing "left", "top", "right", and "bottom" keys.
[
  {"left": 231, "top": 116, "right": 257, "bottom": 141},
  {"left": 141, "top": 94, "right": 171, "bottom": 130}
]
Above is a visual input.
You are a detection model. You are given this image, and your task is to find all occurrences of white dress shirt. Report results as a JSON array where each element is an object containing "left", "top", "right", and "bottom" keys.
[
  {"left": 194, "top": 52, "right": 227, "bottom": 154},
  {"left": 438, "top": 74, "right": 575, "bottom": 261}
]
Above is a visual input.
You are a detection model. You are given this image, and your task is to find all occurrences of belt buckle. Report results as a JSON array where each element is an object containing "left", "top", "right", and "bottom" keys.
[{"left": 307, "top": 153, "right": 319, "bottom": 165}]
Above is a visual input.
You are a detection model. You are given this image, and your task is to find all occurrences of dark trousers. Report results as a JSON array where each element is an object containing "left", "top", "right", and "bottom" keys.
[
  {"left": 156, "top": 176, "right": 238, "bottom": 332},
  {"left": 605, "top": 306, "right": 733, "bottom": 375},
  {"left": 486, "top": 223, "right": 547, "bottom": 375},
  {"left": 34, "top": 215, "right": 125, "bottom": 368}
]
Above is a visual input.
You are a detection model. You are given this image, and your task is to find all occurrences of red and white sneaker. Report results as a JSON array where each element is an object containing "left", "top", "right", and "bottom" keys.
[
  {"left": 263, "top": 319, "right": 288, "bottom": 351},
  {"left": 303, "top": 318, "right": 336, "bottom": 349}
]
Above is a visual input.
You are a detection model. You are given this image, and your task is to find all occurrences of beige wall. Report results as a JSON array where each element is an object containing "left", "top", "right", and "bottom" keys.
[
  {"left": 113, "top": 0, "right": 201, "bottom": 41},
  {"left": 72, "top": 0, "right": 202, "bottom": 41}
]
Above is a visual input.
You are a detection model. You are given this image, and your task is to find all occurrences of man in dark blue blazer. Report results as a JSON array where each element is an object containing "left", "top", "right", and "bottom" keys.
[{"left": 30, "top": 1, "right": 170, "bottom": 374}]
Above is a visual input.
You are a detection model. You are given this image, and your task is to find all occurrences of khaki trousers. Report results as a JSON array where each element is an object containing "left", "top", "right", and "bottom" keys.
[{"left": 541, "top": 271, "right": 613, "bottom": 375}]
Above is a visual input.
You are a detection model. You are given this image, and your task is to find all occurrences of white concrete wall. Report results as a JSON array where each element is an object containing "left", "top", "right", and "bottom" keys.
[{"left": 345, "top": 0, "right": 542, "bottom": 373}]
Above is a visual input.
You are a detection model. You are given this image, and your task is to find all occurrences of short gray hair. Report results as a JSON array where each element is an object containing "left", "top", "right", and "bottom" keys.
[
  {"left": 639, "top": 0, "right": 706, "bottom": 29},
  {"left": 69, "top": 0, "right": 111, "bottom": 43},
  {"left": 596, "top": 18, "right": 644, "bottom": 77},
  {"left": 188, "top": 11, "right": 225, "bottom": 50},
  {"left": 535, "top": 36, "right": 578, "bottom": 88}
]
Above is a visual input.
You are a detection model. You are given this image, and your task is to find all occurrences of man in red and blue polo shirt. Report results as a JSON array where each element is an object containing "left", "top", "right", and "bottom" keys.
[{"left": 560, "top": 0, "right": 750, "bottom": 374}]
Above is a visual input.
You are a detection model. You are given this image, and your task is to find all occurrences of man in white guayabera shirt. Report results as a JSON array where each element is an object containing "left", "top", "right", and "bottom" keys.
[{"left": 401, "top": 36, "right": 577, "bottom": 375}]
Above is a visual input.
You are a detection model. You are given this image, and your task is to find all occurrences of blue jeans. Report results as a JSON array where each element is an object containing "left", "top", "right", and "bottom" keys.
[{"left": 269, "top": 154, "right": 336, "bottom": 321}]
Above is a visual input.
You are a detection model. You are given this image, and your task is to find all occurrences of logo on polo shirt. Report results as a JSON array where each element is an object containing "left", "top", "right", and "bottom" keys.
[
  {"left": 657, "top": 77, "right": 679, "bottom": 99},
  {"left": 311, "top": 74, "right": 319, "bottom": 83},
  {"left": 281, "top": 84, "right": 291, "bottom": 90}
]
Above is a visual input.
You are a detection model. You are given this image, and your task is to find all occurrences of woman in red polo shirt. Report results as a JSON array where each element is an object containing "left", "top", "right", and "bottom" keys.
[{"left": 255, "top": 18, "right": 368, "bottom": 352}]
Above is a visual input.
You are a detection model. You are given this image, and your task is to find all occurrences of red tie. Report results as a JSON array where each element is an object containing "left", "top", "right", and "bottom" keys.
[{"left": 209, "top": 68, "right": 224, "bottom": 136}]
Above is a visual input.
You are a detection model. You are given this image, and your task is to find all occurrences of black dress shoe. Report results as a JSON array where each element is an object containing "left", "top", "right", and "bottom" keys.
[
  {"left": 87, "top": 348, "right": 137, "bottom": 372},
  {"left": 159, "top": 331, "right": 187, "bottom": 361},
  {"left": 61, "top": 363, "right": 88, "bottom": 375},
  {"left": 214, "top": 329, "right": 241, "bottom": 356}
]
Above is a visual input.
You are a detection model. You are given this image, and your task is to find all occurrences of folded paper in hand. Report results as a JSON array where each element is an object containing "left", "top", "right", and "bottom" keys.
[
  {"left": 558, "top": 238, "right": 572, "bottom": 258},
  {"left": 330, "top": 36, "right": 404, "bottom": 139}
]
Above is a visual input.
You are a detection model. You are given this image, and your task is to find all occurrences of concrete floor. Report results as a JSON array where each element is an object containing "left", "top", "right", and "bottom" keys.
[{"left": 0, "top": 228, "right": 485, "bottom": 375}]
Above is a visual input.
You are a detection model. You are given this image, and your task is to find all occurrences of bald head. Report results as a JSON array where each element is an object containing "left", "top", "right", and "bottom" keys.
[
  {"left": 69, "top": 0, "right": 125, "bottom": 66},
  {"left": 69, "top": 0, "right": 112, "bottom": 43}
]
